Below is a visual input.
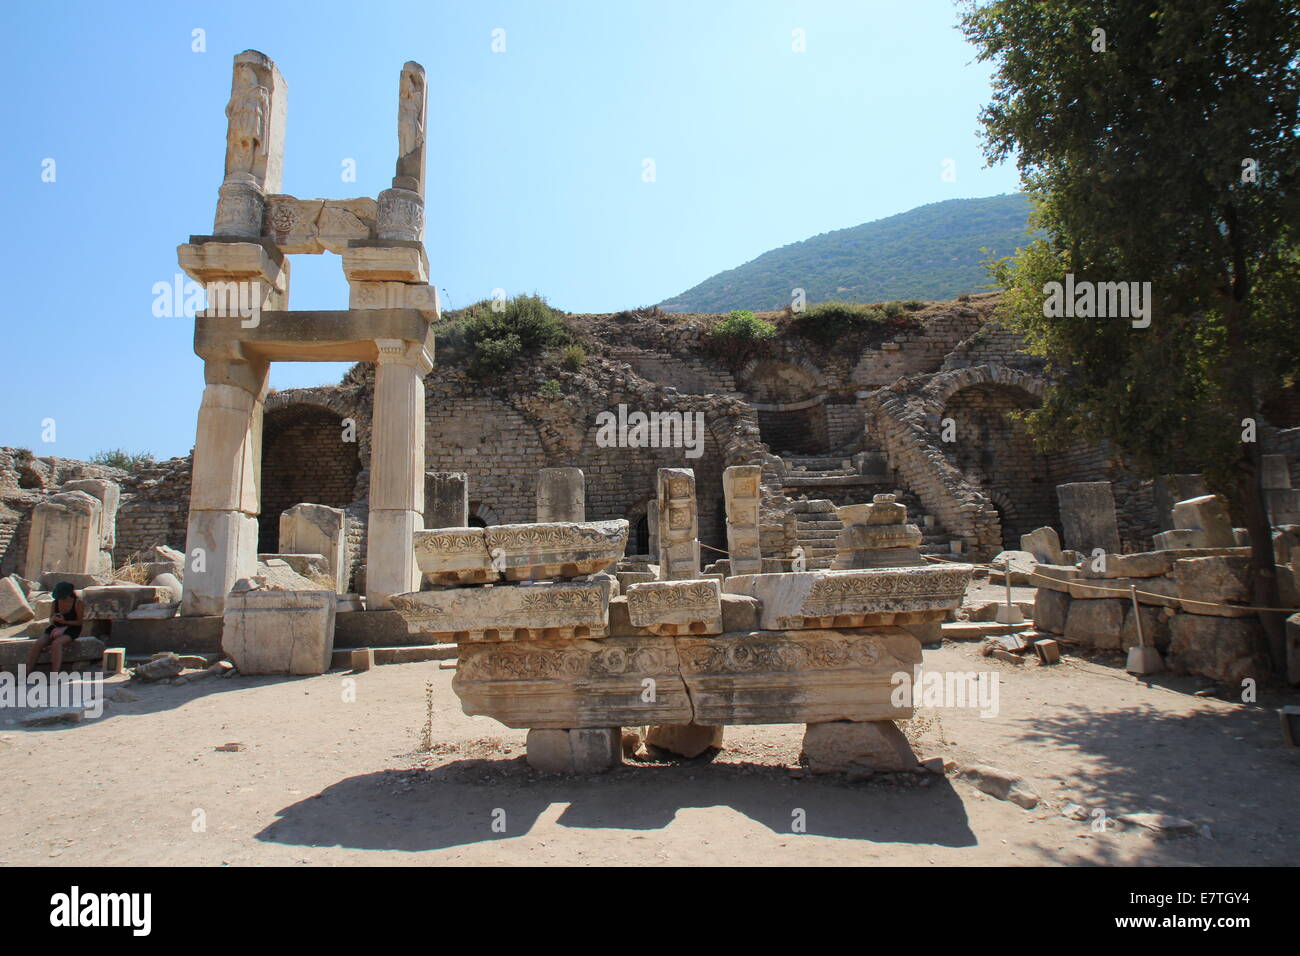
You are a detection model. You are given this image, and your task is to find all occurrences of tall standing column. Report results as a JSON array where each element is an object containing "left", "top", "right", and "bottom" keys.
[
  {"left": 723, "top": 465, "right": 763, "bottom": 575},
  {"left": 367, "top": 338, "right": 433, "bottom": 608},
  {"left": 182, "top": 358, "right": 268, "bottom": 616},
  {"left": 657, "top": 468, "right": 699, "bottom": 580}
]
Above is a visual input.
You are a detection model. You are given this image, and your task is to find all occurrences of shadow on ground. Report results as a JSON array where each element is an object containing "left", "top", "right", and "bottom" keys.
[{"left": 254, "top": 760, "right": 977, "bottom": 852}]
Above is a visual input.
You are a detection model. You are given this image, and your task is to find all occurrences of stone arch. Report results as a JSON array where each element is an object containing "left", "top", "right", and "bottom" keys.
[
  {"left": 736, "top": 358, "right": 832, "bottom": 455},
  {"left": 936, "top": 371, "right": 1054, "bottom": 548},
  {"left": 260, "top": 401, "right": 362, "bottom": 553},
  {"left": 469, "top": 500, "right": 502, "bottom": 526}
]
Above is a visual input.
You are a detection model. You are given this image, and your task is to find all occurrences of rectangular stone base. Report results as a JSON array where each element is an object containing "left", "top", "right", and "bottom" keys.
[{"left": 221, "top": 590, "right": 336, "bottom": 675}]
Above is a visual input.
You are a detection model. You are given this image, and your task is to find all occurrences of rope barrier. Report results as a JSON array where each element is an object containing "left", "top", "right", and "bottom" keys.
[{"left": 699, "top": 542, "right": 729, "bottom": 555}]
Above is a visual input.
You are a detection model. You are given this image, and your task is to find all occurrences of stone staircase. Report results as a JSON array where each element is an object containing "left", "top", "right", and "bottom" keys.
[
  {"left": 890, "top": 488, "right": 956, "bottom": 556},
  {"left": 777, "top": 454, "right": 890, "bottom": 495},
  {"left": 788, "top": 498, "right": 843, "bottom": 569}
]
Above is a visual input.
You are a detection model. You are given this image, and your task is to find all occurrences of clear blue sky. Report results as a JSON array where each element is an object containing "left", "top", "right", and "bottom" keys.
[{"left": 0, "top": 0, "right": 1020, "bottom": 461}]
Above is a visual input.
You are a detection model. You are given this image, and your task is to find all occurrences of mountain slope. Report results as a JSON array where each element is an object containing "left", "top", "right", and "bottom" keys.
[{"left": 659, "top": 193, "right": 1034, "bottom": 313}]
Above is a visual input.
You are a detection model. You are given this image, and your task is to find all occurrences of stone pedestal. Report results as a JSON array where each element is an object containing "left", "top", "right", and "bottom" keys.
[
  {"left": 280, "top": 503, "right": 347, "bottom": 593},
  {"left": 536, "top": 468, "right": 585, "bottom": 523},
  {"left": 831, "top": 495, "right": 924, "bottom": 569},
  {"left": 366, "top": 339, "right": 433, "bottom": 608},
  {"left": 24, "top": 491, "right": 104, "bottom": 580},
  {"left": 656, "top": 468, "right": 699, "bottom": 580},
  {"left": 645, "top": 723, "right": 724, "bottom": 758},
  {"left": 525, "top": 728, "right": 621, "bottom": 773},
  {"left": 723, "top": 465, "right": 763, "bottom": 575},
  {"left": 801, "top": 719, "right": 917, "bottom": 774},
  {"left": 1056, "top": 481, "right": 1121, "bottom": 554},
  {"left": 221, "top": 588, "right": 336, "bottom": 675},
  {"left": 425, "top": 471, "right": 468, "bottom": 529}
]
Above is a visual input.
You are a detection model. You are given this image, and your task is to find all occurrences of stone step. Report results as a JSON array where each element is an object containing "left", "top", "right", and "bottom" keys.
[
  {"left": 795, "top": 519, "right": 844, "bottom": 530},
  {"left": 330, "top": 644, "right": 458, "bottom": 669},
  {"left": 796, "top": 531, "right": 841, "bottom": 542},
  {"left": 787, "top": 499, "right": 838, "bottom": 514}
]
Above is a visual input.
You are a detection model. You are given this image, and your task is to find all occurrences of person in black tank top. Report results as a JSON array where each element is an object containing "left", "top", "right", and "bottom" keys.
[{"left": 26, "top": 581, "right": 84, "bottom": 674}]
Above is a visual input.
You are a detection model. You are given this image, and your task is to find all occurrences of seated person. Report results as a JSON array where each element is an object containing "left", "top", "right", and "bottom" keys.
[{"left": 25, "top": 581, "right": 84, "bottom": 674}]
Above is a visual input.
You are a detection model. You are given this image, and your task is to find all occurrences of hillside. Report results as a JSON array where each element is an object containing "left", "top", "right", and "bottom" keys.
[{"left": 659, "top": 193, "right": 1034, "bottom": 313}]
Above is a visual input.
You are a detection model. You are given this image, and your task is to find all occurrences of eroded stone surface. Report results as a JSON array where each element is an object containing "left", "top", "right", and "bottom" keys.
[
  {"left": 625, "top": 579, "right": 722, "bottom": 635},
  {"left": 391, "top": 579, "right": 611, "bottom": 642}
]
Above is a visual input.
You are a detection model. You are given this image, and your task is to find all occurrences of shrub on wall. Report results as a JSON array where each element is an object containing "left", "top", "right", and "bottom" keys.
[
  {"left": 704, "top": 309, "right": 778, "bottom": 361},
  {"left": 786, "top": 300, "right": 921, "bottom": 349},
  {"left": 440, "top": 295, "right": 575, "bottom": 379}
]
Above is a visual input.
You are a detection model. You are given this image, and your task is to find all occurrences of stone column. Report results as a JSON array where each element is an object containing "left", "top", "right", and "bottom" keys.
[
  {"left": 182, "top": 358, "right": 268, "bottom": 616},
  {"left": 537, "top": 468, "right": 585, "bottom": 523},
  {"left": 366, "top": 338, "right": 433, "bottom": 608},
  {"left": 656, "top": 468, "right": 699, "bottom": 580},
  {"left": 723, "top": 465, "right": 762, "bottom": 575},
  {"left": 1056, "top": 481, "right": 1121, "bottom": 555},
  {"left": 425, "top": 472, "right": 468, "bottom": 528}
]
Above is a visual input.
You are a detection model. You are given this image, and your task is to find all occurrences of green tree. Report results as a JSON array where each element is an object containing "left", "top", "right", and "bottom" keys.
[{"left": 961, "top": 0, "right": 1300, "bottom": 669}]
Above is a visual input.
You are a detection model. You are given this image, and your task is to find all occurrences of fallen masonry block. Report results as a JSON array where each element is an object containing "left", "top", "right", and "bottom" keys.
[
  {"left": 221, "top": 589, "right": 336, "bottom": 675},
  {"left": 625, "top": 579, "right": 722, "bottom": 636},
  {"left": 390, "top": 579, "right": 611, "bottom": 643}
]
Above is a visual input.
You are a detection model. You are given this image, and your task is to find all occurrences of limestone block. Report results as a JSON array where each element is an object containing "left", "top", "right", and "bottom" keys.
[
  {"left": 836, "top": 523, "right": 924, "bottom": 552},
  {"left": 1067, "top": 575, "right": 1178, "bottom": 607},
  {"left": 1153, "top": 529, "right": 1203, "bottom": 550},
  {"left": 0, "top": 575, "right": 35, "bottom": 624},
  {"left": 1056, "top": 481, "right": 1121, "bottom": 554},
  {"left": 1033, "top": 588, "right": 1069, "bottom": 635},
  {"left": 615, "top": 570, "right": 656, "bottom": 590},
  {"left": 348, "top": 278, "right": 440, "bottom": 316},
  {"left": 645, "top": 723, "right": 724, "bottom": 758},
  {"left": 24, "top": 491, "right": 103, "bottom": 579},
  {"left": 1266, "top": 488, "right": 1300, "bottom": 526},
  {"left": 0, "top": 636, "right": 105, "bottom": 674},
  {"left": 723, "top": 465, "right": 763, "bottom": 575},
  {"left": 365, "top": 509, "right": 422, "bottom": 609},
  {"left": 1274, "top": 526, "right": 1300, "bottom": 565},
  {"left": 181, "top": 510, "right": 260, "bottom": 616},
  {"left": 536, "top": 468, "right": 585, "bottom": 523},
  {"left": 656, "top": 468, "right": 699, "bottom": 581},
  {"left": 677, "top": 627, "right": 921, "bottom": 725},
  {"left": 81, "top": 586, "right": 173, "bottom": 621},
  {"left": 190, "top": 382, "right": 264, "bottom": 514},
  {"left": 1167, "top": 613, "right": 1272, "bottom": 685},
  {"left": 1026, "top": 563, "right": 1076, "bottom": 592},
  {"left": 424, "top": 471, "right": 468, "bottom": 529},
  {"left": 178, "top": 241, "right": 286, "bottom": 289},
  {"left": 148, "top": 572, "right": 184, "bottom": 602},
  {"left": 626, "top": 579, "right": 722, "bottom": 636},
  {"left": 720, "top": 593, "right": 760, "bottom": 632},
  {"left": 390, "top": 580, "right": 611, "bottom": 642},
  {"left": 61, "top": 478, "right": 120, "bottom": 551},
  {"left": 1111, "top": 551, "right": 1174, "bottom": 578},
  {"left": 801, "top": 720, "right": 917, "bottom": 774},
  {"left": 991, "top": 550, "right": 1037, "bottom": 585},
  {"left": 454, "top": 636, "right": 692, "bottom": 728},
  {"left": 1172, "top": 495, "right": 1236, "bottom": 548},
  {"left": 1064, "top": 598, "right": 1125, "bottom": 648},
  {"left": 341, "top": 243, "right": 429, "bottom": 283},
  {"left": 722, "top": 566, "right": 972, "bottom": 630},
  {"left": 1172, "top": 555, "right": 1252, "bottom": 615},
  {"left": 484, "top": 521, "right": 627, "bottom": 581},
  {"left": 279, "top": 503, "right": 347, "bottom": 593},
  {"left": 258, "top": 553, "right": 328, "bottom": 580},
  {"left": 525, "top": 728, "right": 621, "bottom": 773},
  {"left": 1153, "top": 474, "right": 1208, "bottom": 531},
  {"left": 264, "top": 195, "right": 377, "bottom": 253},
  {"left": 127, "top": 603, "right": 179, "bottom": 620},
  {"left": 1121, "top": 602, "right": 1169, "bottom": 652},
  {"left": 221, "top": 589, "right": 337, "bottom": 675},
  {"left": 38, "top": 571, "right": 110, "bottom": 591},
  {"left": 1020, "top": 526, "right": 1063, "bottom": 565},
  {"left": 414, "top": 527, "right": 493, "bottom": 585},
  {"left": 1261, "top": 455, "right": 1292, "bottom": 490}
]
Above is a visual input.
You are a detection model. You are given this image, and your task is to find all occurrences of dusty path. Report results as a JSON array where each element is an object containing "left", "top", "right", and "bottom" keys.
[{"left": 1, "top": 640, "right": 1296, "bottom": 866}]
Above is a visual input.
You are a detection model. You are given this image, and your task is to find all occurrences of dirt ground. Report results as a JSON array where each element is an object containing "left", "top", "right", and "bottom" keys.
[{"left": 2, "top": 631, "right": 1296, "bottom": 867}]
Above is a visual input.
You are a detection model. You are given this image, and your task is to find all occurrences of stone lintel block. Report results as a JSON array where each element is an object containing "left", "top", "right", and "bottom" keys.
[
  {"left": 263, "top": 195, "right": 378, "bottom": 254},
  {"left": 453, "top": 636, "right": 691, "bottom": 728},
  {"left": 485, "top": 521, "right": 627, "bottom": 581},
  {"left": 195, "top": 309, "right": 434, "bottom": 365},
  {"left": 178, "top": 240, "right": 287, "bottom": 289},
  {"left": 1066, "top": 574, "right": 1179, "bottom": 606},
  {"left": 348, "top": 279, "right": 441, "bottom": 318},
  {"left": 341, "top": 242, "right": 429, "bottom": 283},
  {"left": 81, "top": 586, "right": 174, "bottom": 621},
  {"left": 626, "top": 579, "right": 722, "bottom": 635},
  {"left": 723, "top": 566, "right": 972, "bottom": 630},
  {"left": 526, "top": 728, "right": 621, "bottom": 773},
  {"left": 390, "top": 579, "right": 611, "bottom": 642},
  {"left": 676, "top": 627, "right": 921, "bottom": 725},
  {"left": 221, "top": 589, "right": 337, "bottom": 675}
]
